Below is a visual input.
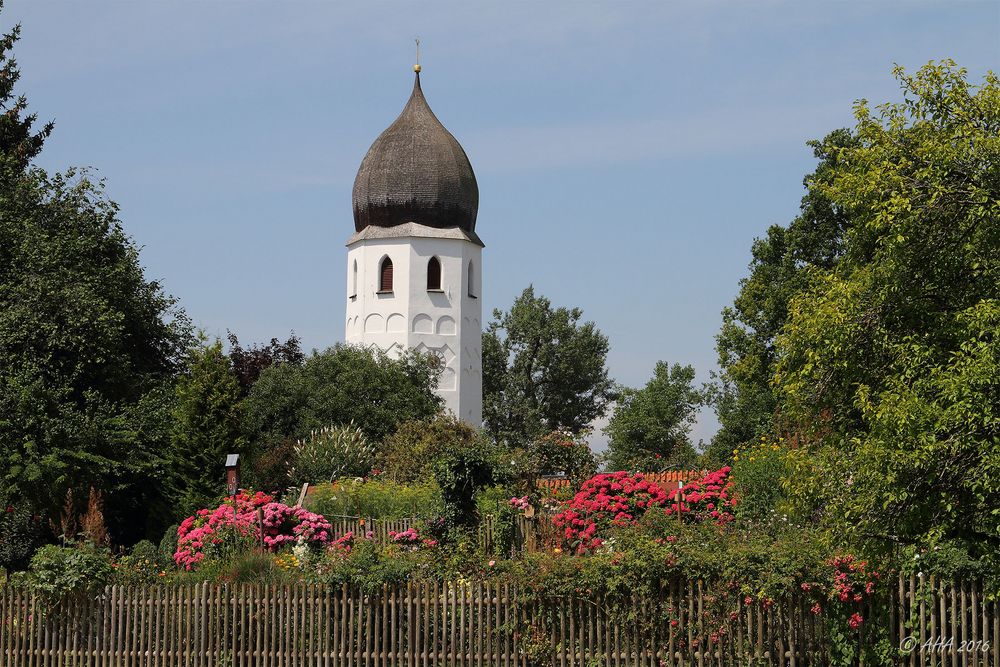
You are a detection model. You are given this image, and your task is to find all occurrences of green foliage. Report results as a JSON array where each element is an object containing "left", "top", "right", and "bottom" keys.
[
  {"left": 379, "top": 415, "right": 479, "bottom": 483},
  {"left": 165, "top": 340, "right": 245, "bottom": 519},
  {"left": 0, "top": 501, "right": 47, "bottom": 572},
  {"left": 774, "top": 62, "right": 1000, "bottom": 554},
  {"left": 729, "top": 437, "right": 793, "bottom": 523},
  {"left": 157, "top": 524, "right": 179, "bottom": 566},
  {"left": 289, "top": 423, "right": 374, "bottom": 485},
  {"left": 483, "top": 286, "right": 614, "bottom": 447},
  {"left": 305, "top": 479, "right": 444, "bottom": 520},
  {"left": 0, "top": 165, "right": 192, "bottom": 545},
  {"left": 226, "top": 332, "right": 303, "bottom": 397},
  {"left": 197, "top": 550, "right": 290, "bottom": 585},
  {"left": 708, "top": 129, "right": 857, "bottom": 461},
  {"left": 111, "top": 541, "right": 164, "bottom": 586},
  {"left": 604, "top": 362, "right": 702, "bottom": 471},
  {"left": 247, "top": 439, "right": 295, "bottom": 493},
  {"left": 842, "top": 301, "right": 1000, "bottom": 555},
  {"left": 11, "top": 543, "right": 112, "bottom": 607},
  {"left": 311, "top": 538, "right": 437, "bottom": 593},
  {"left": 244, "top": 344, "right": 441, "bottom": 457},
  {"left": 0, "top": 3, "right": 53, "bottom": 170},
  {"left": 432, "top": 436, "right": 508, "bottom": 529},
  {"left": 522, "top": 430, "right": 597, "bottom": 484}
]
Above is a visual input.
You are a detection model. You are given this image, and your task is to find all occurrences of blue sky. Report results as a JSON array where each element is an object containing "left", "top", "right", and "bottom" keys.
[{"left": 9, "top": 1, "right": 999, "bottom": 448}]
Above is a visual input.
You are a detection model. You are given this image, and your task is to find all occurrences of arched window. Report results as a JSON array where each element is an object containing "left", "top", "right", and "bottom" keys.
[
  {"left": 350, "top": 259, "right": 358, "bottom": 298},
  {"left": 467, "top": 260, "right": 476, "bottom": 298},
  {"left": 427, "top": 257, "right": 442, "bottom": 291},
  {"left": 379, "top": 256, "right": 393, "bottom": 293}
]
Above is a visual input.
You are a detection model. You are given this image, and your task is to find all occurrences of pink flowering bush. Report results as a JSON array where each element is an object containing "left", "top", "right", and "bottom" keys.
[
  {"left": 174, "top": 491, "right": 332, "bottom": 570},
  {"left": 509, "top": 496, "right": 530, "bottom": 511},
  {"left": 388, "top": 526, "right": 439, "bottom": 550},
  {"left": 665, "top": 466, "right": 737, "bottom": 524}
]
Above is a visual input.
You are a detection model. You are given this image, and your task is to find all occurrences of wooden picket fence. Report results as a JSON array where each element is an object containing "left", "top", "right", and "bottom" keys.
[
  {"left": 1, "top": 576, "right": 997, "bottom": 666},
  {"left": 322, "top": 515, "right": 554, "bottom": 555}
]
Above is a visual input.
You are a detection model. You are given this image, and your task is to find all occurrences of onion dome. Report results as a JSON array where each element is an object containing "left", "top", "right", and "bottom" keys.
[{"left": 352, "top": 71, "right": 479, "bottom": 233}]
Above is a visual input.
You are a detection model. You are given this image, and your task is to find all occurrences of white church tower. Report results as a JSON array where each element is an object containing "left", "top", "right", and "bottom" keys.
[{"left": 345, "top": 66, "right": 483, "bottom": 425}]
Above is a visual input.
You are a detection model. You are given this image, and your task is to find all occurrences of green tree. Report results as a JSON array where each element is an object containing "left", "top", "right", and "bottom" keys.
[
  {"left": 165, "top": 340, "right": 245, "bottom": 517},
  {"left": 226, "top": 331, "right": 304, "bottom": 397},
  {"left": 707, "top": 129, "right": 857, "bottom": 463},
  {"left": 774, "top": 62, "right": 1000, "bottom": 556},
  {"left": 0, "top": 2, "right": 52, "bottom": 170},
  {"left": 483, "top": 286, "right": 613, "bottom": 447},
  {"left": 604, "top": 362, "right": 702, "bottom": 471},
  {"left": 243, "top": 344, "right": 441, "bottom": 458},
  {"left": 0, "top": 167, "right": 191, "bottom": 547}
]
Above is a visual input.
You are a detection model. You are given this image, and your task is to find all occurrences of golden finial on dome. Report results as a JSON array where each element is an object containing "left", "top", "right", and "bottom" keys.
[{"left": 414, "top": 38, "right": 421, "bottom": 73}]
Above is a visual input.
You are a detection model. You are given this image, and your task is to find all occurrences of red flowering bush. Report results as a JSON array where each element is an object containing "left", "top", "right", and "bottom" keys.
[
  {"left": 552, "top": 471, "right": 669, "bottom": 552},
  {"left": 665, "top": 466, "right": 737, "bottom": 524},
  {"left": 552, "top": 468, "right": 738, "bottom": 553},
  {"left": 174, "top": 491, "right": 332, "bottom": 570}
]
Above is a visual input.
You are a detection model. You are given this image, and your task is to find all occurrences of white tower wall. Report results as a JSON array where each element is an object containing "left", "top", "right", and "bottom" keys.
[{"left": 345, "top": 227, "right": 482, "bottom": 424}]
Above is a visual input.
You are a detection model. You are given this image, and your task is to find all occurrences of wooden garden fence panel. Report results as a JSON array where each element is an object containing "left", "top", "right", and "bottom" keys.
[
  {"left": 319, "top": 515, "right": 545, "bottom": 555},
  {"left": 1, "top": 577, "right": 996, "bottom": 666}
]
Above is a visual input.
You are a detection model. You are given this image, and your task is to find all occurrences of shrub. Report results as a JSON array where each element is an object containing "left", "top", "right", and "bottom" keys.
[
  {"left": 248, "top": 438, "right": 296, "bottom": 494},
  {"left": 306, "top": 479, "right": 443, "bottom": 519},
  {"left": 158, "top": 524, "right": 179, "bottom": 565},
  {"left": 665, "top": 466, "right": 736, "bottom": 524},
  {"left": 289, "top": 423, "right": 374, "bottom": 485},
  {"left": 112, "top": 545, "right": 165, "bottom": 586},
  {"left": 12, "top": 544, "right": 113, "bottom": 607},
  {"left": 552, "top": 472, "right": 669, "bottom": 553},
  {"left": 214, "top": 551, "right": 290, "bottom": 584},
  {"left": 380, "top": 415, "right": 480, "bottom": 483},
  {"left": 553, "top": 468, "right": 737, "bottom": 553},
  {"left": 173, "top": 491, "right": 332, "bottom": 570},
  {"left": 0, "top": 502, "right": 47, "bottom": 572},
  {"left": 525, "top": 430, "right": 598, "bottom": 485},
  {"left": 432, "top": 436, "right": 506, "bottom": 529},
  {"left": 729, "top": 437, "right": 791, "bottom": 522}
]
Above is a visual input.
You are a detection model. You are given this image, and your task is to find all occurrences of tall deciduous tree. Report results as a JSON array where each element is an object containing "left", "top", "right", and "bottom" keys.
[
  {"left": 604, "top": 362, "right": 702, "bottom": 471},
  {"left": 482, "top": 286, "right": 613, "bottom": 447},
  {"left": 706, "top": 129, "right": 857, "bottom": 463},
  {"left": 0, "top": 167, "right": 192, "bottom": 544},
  {"left": 165, "top": 340, "right": 245, "bottom": 518},
  {"left": 774, "top": 62, "right": 1000, "bottom": 556}
]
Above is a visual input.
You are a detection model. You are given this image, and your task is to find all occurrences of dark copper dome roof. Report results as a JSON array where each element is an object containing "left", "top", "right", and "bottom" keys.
[{"left": 352, "top": 73, "right": 479, "bottom": 233}]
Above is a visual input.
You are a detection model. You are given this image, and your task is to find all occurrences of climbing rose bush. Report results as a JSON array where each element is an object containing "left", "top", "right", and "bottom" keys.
[
  {"left": 174, "top": 491, "right": 332, "bottom": 570},
  {"left": 553, "top": 468, "right": 738, "bottom": 553},
  {"left": 665, "top": 466, "right": 737, "bottom": 524},
  {"left": 552, "top": 471, "right": 669, "bottom": 553}
]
